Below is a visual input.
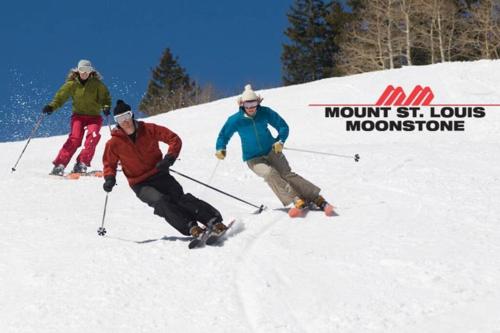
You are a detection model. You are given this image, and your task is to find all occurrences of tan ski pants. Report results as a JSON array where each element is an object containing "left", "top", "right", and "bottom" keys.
[{"left": 246, "top": 150, "right": 320, "bottom": 206}]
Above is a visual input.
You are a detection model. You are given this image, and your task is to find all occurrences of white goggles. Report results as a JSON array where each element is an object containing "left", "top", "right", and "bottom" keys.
[
  {"left": 114, "top": 110, "right": 133, "bottom": 123},
  {"left": 243, "top": 100, "right": 259, "bottom": 108}
]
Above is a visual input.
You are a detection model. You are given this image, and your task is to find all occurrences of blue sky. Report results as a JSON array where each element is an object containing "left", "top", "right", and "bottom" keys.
[{"left": 0, "top": 0, "right": 297, "bottom": 140}]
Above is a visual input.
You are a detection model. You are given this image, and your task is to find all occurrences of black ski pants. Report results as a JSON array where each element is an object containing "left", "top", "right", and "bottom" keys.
[{"left": 132, "top": 172, "right": 222, "bottom": 235}]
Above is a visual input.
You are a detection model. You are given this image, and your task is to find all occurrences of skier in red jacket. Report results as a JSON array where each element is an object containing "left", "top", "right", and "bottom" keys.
[{"left": 102, "top": 100, "right": 227, "bottom": 238}]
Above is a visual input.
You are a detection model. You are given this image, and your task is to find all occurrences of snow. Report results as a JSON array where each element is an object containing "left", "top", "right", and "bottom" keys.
[{"left": 1, "top": 60, "right": 500, "bottom": 332}]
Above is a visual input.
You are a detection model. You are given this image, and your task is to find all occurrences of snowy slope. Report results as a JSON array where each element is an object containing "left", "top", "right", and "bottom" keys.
[{"left": 1, "top": 60, "right": 500, "bottom": 333}]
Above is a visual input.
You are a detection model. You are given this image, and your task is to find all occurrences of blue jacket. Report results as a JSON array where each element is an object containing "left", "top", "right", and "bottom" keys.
[{"left": 216, "top": 106, "right": 289, "bottom": 161}]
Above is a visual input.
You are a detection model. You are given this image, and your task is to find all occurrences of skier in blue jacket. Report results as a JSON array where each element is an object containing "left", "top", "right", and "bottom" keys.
[{"left": 215, "top": 84, "right": 333, "bottom": 217}]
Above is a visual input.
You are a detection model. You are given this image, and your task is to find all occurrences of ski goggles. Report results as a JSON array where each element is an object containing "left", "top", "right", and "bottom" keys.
[
  {"left": 114, "top": 110, "right": 133, "bottom": 123},
  {"left": 78, "top": 67, "right": 93, "bottom": 74},
  {"left": 243, "top": 100, "right": 259, "bottom": 109}
]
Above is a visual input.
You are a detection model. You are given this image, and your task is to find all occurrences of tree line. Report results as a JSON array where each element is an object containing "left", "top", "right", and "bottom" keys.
[{"left": 283, "top": 0, "right": 500, "bottom": 84}]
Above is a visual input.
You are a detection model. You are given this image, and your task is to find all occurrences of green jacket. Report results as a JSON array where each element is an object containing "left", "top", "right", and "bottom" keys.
[{"left": 49, "top": 75, "right": 111, "bottom": 116}]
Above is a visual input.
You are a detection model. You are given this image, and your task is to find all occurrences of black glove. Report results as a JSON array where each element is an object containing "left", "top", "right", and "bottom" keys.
[
  {"left": 42, "top": 105, "right": 54, "bottom": 115},
  {"left": 156, "top": 154, "right": 176, "bottom": 172},
  {"left": 103, "top": 176, "right": 116, "bottom": 192},
  {"left": 102, "top": 106, "right": 111, "bottom": 116}
]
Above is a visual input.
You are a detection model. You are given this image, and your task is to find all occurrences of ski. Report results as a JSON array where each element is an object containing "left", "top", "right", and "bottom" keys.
[
  {"left": 78, "top": 170, "right": 104, "bottom": 177},
  {"left": 188, "top": 224, "right": 213, "bottom": 249},
  {"left": 288, "top": 203, "right": 336, "bottom": 218},
  {"left": 49, "top": 170, "right": 103, "bottom": 180},
  {"left": 323, "top": 203, "right": 336, "bottom": 216},
  {"left": 206, "top": 220, "right": 235, "bottom": 245},
  {"left": 69, "top": 170, "right": 104, "bottom": 178},
  {"left": 288, "top": 206, "right": 309, "bottom": 218},
  {"left": 188, "top": 219, "right": 236, "bottom": 249},
  {"left": 49, "top": 173, "right": 80, "bottom": 180}
]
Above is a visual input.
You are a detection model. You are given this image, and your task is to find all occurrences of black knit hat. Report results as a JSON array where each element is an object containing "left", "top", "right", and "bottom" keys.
[{"left": 113, "top": 99, "right": 132, "bottom": 116}]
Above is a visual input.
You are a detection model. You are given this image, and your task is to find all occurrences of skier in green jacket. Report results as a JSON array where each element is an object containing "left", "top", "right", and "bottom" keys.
[{"left": 42, "top": 59, "right": 111, "bottom": 176}]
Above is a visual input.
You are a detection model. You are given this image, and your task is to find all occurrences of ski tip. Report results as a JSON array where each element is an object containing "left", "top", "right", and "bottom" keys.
[
  {"left": 66, "top": 173, "right": 81, "bottom": 180},
  {"left": 188, "top": 239, "right": 204, "bottom": 249},
  {"left": 324, "top": 204, "right": 336, "bottom": 216},
  {"left": 288, "top": 207, "right": 305, "bottom": 218}
]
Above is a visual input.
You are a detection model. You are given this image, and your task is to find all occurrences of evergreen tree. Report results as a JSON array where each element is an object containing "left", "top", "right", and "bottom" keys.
[
  {"left": 140, "top": 48, "right": 195, "bottom": 115},
  {"left": 325, "top": 1, "right": 353, "bottom": 76},
  {"left": 282, "top": 0, "right": 346, "bottom": 85}
]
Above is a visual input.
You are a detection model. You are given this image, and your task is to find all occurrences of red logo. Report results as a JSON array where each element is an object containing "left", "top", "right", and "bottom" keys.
[
  {"left": 308, "top": 85, "right": 500, "bottom": 107},
  {"left": 375, "top": 85, "right": 434, "bottom": 106}
]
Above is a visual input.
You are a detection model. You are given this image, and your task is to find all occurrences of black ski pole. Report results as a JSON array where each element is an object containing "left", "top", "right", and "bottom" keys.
[
  {"left": 106, "top": 115, "right": 124, "bottom": 172},
  {"left": 106, "top": 115, "right": 112, "bottom": 133},
  {"left": 11, "top": 113, "right": 46, "bottom": 172},
  {"left": 284, "top": 146, "right": 360, "bottom": 162},
  {"left": 170, "top": 169, "right": 265, "bottom": 213},
  {"left": 97, "top": 193, "right": 109, "bottom": 236}
]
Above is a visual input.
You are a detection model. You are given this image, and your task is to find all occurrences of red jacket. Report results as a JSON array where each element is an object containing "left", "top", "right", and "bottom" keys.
[{"left": 103, "top": 121, "right": 182, "bottom": 186}]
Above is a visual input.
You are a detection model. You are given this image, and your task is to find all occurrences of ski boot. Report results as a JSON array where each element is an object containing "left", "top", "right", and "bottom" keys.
[
  {"left": 314, "top": 195, "right": 335, "bottom": 216},
  {"left": 212, "top": 222, "right": 228, "bottom": 237},
  {"left": 205, "top": 222, "right": 231, "bottom": 245},
  {"left": 72, "top": 161, "right": 88, "bottom": 174},
  {"left": 50, "top": 164, "right": 65, "bottom": 176},
  {"left": 288, "top": 197, "right": 307, "bottom": 218},
  {"left": 189, "top": 225, "right": 205, "bottom": 239}
]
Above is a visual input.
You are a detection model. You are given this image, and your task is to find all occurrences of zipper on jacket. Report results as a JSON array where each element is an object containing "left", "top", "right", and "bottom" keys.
[
  {"left": 123, "top": 127, "right": 145, "bottom": 161},
  {"left": 251, "top": 119, "right": 264, "bottom": 153}
]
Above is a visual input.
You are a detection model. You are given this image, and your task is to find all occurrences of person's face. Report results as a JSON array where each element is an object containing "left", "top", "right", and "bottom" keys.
[
  {"left": 78, "top": 71, "right": 90, "bottom": 80},
  {"left": 243, "top": 100, "right": 259, "bottom": 116},
  {"left": 119, "top": 117, "right": 135, "bottom": 134},
  {"left": 114, "top": 111, "right": 135, "bottom": 134}
]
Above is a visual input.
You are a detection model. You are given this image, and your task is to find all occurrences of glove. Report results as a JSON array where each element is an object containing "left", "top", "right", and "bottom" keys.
[
  {"left": 102, "top": 106, "right": 111, "bottom": 116},
  {"left": 215, "top": 150, "right": 226, "bottom": 160},
  {"left": 42, "top": 105, "right": 54, "bottom": 115},
  {"left": 272, "top": 141, "right": 284, "bottom": 154},
  {"left": 103, "top": 176, "right": 116, "bottom": 193},
  {"left": 156, "top": 154, "right": 176, "bottom": 172}
]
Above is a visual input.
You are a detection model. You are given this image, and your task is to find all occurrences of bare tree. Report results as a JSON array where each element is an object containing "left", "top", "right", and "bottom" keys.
[
  {"left": 410, "top": 0, "right": 460, "bottom": 63},
  {"left": 191, "top": 83, "right": 221, "bottom": 105},
  {"left": 338, "top": 0, "right": 405, "bottom": 74},
  {"left": 398, "top": 0, "right": 415, "bottom": 65},
  {"left": 460, "top": 0, "right": 500, "bottom": 59},
  {"left": 333, "top": 0, "right": 500, "bottom": 76}
]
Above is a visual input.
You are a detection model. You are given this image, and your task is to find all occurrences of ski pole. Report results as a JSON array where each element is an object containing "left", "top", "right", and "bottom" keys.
[
  {"left": 11, "top": 113, "right": 46, "bottom": 172},
  {"left": 106, "top": 115, "right": 124, "bottom": 172},
  {"left": 284, "top": 146, "right": 360, "bottom": 162},
  {"left": 170, "top": 169, "right": 265, "bottom": 213},
  {"left": 97, "top": 193, "right": 109, "bottom": 236},
  {"left": 200, "top": 160, "right": 220, "bottom": 197},
  {"left": 106, "top": 115, "right": 112, "bottom": 133},
  {"left": 206, "top": 160, "right": 220, "bottom": 186}
]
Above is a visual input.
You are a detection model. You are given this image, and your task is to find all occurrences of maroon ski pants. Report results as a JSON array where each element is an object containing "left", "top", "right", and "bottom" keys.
[{"left": 53, "top": 114, "right": 103, "bottom": 167}]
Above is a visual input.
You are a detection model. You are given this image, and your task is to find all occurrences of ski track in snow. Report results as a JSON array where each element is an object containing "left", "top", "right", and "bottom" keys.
[
  {"left": 2, "top": 61, "right": 500, "bottom": 332},
  {"left": 233, "top": 211, "right": 309, "bottom": 333}
]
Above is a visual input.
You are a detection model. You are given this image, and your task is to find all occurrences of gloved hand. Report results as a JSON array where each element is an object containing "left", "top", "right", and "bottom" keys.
[
  {"left": 156, "top": 154, "right": 176, "bottom": 172},
  {"left": 215, "top": 150, "right": 226, "bottom": 160},
  {"left": 272, "top": 141, "right": 284, "bottom": 154},
  {"left": 102, "top": 105, "right": 111, "bottom": 116},
  {"left": 103, "top": 176, "right": 116, "bottom": 192},
  {"left": 42, "top": 105, "right": 54, "bottom": 115}
]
